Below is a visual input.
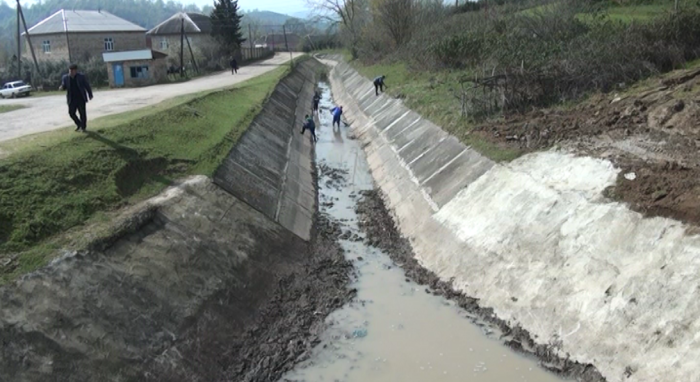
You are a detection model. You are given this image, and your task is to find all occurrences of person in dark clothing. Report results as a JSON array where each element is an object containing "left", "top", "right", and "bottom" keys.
[
  {"left": 312, "top": 91, "right": 321, "bottom": 114},
  {"left": 373, "top": 75, "right": 387, "bottom": 96},
  {"left": 59, "top": 63, "right": 93, "bottom": 132},
  {"left": 300, "top": 114, "right": 317, "bottom": 142},
  {"left": 230, "top": 58, "right": 238, "bottom": 74}
]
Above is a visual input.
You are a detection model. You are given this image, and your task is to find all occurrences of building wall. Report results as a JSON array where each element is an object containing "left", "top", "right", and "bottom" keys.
[
  {"left": 25, "top": 33, "right": 71, "bottom": 62},
  {"left": 106, "top": 57, "right": 168, "bottom": 88},
  {"left": 149, "top": 33, "right": 216, "bottom": 66},
  {"left": 27, "top": 31, "right": 147, "bottom": 63}
]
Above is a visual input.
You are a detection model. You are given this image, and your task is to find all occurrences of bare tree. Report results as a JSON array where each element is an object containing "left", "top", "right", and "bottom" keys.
[
  {"left": 374, "top": 0, "right": 415, "bottom": 47},
  {"left": 307, "top": 0, "right": 368, "bottom": 58}
]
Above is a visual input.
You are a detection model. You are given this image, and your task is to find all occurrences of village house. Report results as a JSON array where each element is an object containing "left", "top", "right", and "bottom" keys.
[
  {"left": 103, "top": 49, "right": 168, "bottom": 88},
  {"left": 146, "top": 12, "right": 215, "bottom": 68},
  {"left": 24, "top": 10, "right": 147, "bottom": 64}
]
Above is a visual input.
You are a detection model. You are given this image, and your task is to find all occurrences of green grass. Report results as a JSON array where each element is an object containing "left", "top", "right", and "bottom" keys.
[
  {"left": 0, "top": 104, "right": 25, "bottom": 114},
  {"left": 350, "top": 60, "right": 521, "bottom": 162},
  {"left": 606, "top": 4, "right": 670, "bottom": 22},
  {"left": 0, "top": 64, "right": 292, "bottom": 283}
]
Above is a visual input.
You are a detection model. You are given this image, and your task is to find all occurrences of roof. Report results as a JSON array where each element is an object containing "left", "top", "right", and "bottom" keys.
[
  {"left": 102, "top": 49, "right": 167, "bottom": 62},
  {"left": 147, "top": 12, "right": 212, "bottom": 35},
  {"left": 25, "top": 10, "right": 146, "bottom": 35}
]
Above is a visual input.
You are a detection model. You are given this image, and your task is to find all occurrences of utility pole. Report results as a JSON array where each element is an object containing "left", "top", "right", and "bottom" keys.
[
  {"left": 63, "top": 9, "right": 72, "bottom": 63},
  {"left": 16, "top": 1, "right": 20, "bottom": 79},
  {"left": 17, "top": 0, "right": 40, "bottom": 80},
  {"left": 179, "top": 15, "right": 184, "bottom": 77},
  {"left": 282, "top": 24, "right": 292, "bottom": 68},
  {"left": 184, "top": 29, "right": 198, "bottom": 74},
  {"left": 248, "top": 24, "right": 253, "bottom": 61}
]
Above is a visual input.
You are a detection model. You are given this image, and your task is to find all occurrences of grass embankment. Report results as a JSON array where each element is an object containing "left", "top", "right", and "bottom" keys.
[
  {"left": 0, "top": 63, "right": 293, "bottom": 284},
  {"left": 348, "top": 59, "right": 521, "bottom": 162},
  {"left": 0, "top": 105, "right": 25, "bottom": 114}
]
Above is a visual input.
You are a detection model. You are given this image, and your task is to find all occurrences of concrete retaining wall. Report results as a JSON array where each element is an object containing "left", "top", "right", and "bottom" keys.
[
  {"left": 214, "top": 58, "right": 323, "bottom": 241},
  {"left": 328, "top": 59, "right": 700, "bottom": 382}
]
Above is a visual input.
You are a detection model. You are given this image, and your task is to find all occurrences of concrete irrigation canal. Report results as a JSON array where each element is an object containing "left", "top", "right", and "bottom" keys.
[{"left": 2, "top": 56, "right": 698, "bottom": 382}]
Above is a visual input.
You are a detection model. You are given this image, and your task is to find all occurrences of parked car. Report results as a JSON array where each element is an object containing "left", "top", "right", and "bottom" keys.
[{"left": 0, "top": 81, "right": 32, "bottom": 98}]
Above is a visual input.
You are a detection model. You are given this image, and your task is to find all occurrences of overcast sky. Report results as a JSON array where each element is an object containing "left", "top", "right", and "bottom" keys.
[{"left": 5, "top": 0, "right": 312, "bottom": 15}]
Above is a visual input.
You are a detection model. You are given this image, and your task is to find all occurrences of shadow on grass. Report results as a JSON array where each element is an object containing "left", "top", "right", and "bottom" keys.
[{"left": 85, "top": 131, "right": 174, "bottom": 196}]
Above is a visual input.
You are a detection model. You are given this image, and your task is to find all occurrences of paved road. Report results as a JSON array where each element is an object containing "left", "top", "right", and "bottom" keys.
[{"left": 0, "top": 53, "right": 302, "bottom": 143}]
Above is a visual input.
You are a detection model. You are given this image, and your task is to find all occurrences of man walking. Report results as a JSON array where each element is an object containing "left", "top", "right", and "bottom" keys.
[
  {"left": 330, "top": 105, "right": 343, "bottom": 128},
  {"left": 300, "top": 114, "right": 317, "bottom": 142},
  {"left": 59, "top": 63, "right": 93, "bottom": 132},
  {"left": 373, "top": 75, "right": 387, "bottom": 96},
  {"left": 230, "top": 58, "right": 238, "bottom": 74}
]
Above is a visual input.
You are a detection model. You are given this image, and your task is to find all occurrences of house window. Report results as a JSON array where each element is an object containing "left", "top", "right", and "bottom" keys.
[
  {"left": 130, "top": 65, "right": 149, "bottom": 79},
  {"left": 159, "top": 38, "right": 168, "bottom": 50},
  {"left": 104, "top": 38, "right": 114, "bottom": 51},
  {"left": 42, "top": 40, "right": 51, "bottom": 53}
]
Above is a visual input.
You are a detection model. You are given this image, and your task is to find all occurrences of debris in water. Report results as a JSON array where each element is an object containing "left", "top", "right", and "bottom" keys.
[{"left": 624, "top": 172, "right": 636, "bottom": 180}]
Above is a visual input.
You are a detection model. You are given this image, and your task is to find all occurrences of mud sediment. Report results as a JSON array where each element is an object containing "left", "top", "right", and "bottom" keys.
[
  {"left": 142, "top": 213, "right": 356, "bottom": 382},
  {"left": 355, "top": 189, "right": 606, "bottom": 382}
]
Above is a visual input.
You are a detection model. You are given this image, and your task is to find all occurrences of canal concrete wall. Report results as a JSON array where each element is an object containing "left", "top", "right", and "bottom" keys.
[
  {"left": 214, "top": 58, "right": 324, "bottom": 241},
  {"left": 0, "top": 59, "right": 329, "bottom": 381},
  {"left": 327, "top": 58, "right": 700, "bottom": 382}
]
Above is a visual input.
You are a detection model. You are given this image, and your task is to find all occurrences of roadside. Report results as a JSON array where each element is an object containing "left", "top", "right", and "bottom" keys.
[
  {"left": 0, "top": 104, "right": 24, "bottom": 114},
  {"left": 0, "top": 53, "right": 302, "bottom": 143},
  {"left": 0, "top": 59, "right": 302, "bottom": 284}
]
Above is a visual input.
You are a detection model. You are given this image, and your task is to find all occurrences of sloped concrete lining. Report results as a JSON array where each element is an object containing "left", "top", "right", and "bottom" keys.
[
  {"left": 214, "top": 58, "right": 323, "bottom": 241},
  {"left": 327, "top": 59, "right": 700, "bottom": 381},
  {"left": 0, "top": 176, "right": 310, "bottom": 381}
]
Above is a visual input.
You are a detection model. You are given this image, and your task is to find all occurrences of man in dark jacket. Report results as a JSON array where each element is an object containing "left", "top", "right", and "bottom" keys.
[
  {"left": 59, "top": 63, "right": 93, "bottom": 132},
  {"left": 373, "top": 75, "right": 387, "bottom": 96}
]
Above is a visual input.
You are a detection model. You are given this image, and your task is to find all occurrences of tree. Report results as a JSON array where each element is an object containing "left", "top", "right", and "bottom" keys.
[
  {"left": 284, "top": 17, "right": 311, "bottom": 36},
  {"left": 210, "top": 0, "right": 246, "bottom": 54},
  {"left": 372, "top": 0, "right": 415, "bottom": 47},
  {"left": 307, "top": 0, "right": 368, "bottom": 59}
]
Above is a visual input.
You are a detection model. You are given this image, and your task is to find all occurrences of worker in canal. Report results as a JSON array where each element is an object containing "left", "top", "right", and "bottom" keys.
[
  {"left": 330, "top": 105, "right": 343, "bottom": 128},
  {"left": 300, "top": 114, "right": 317, "bottom": 142},
  {"left": 312, "top": 91, "right": 321, "bottom": 115},
  {"left": 373, "top": 75, "right": 387, "bottom": 96}
]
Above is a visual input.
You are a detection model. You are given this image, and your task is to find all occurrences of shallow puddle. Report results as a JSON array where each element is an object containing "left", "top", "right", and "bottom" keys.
[{"left": 280, "top": 82, "right": 566, "bottom": 382}]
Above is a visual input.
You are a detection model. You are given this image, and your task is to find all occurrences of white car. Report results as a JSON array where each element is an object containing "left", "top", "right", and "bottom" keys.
[{"left": 0, "top": 81, "right": 32, "bottom": 98}]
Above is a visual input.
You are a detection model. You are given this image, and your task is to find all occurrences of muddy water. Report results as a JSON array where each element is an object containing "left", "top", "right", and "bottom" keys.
[{"left": 280, "top": 83, "right": 566, "bottom": 382}]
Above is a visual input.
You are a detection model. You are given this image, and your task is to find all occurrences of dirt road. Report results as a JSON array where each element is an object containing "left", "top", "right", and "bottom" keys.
[{"left": 0, "top": 53, "right": 302, "bottom": 143}]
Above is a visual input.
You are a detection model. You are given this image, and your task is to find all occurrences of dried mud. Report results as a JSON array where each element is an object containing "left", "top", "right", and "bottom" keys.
[
  {"left": 475, "top": 68, "right": 700, "bottom": 225},
  {"left": 355, "top": 189, "right": 606, "bottom": 382},
  {"left": 142, "top": 214, "right": 356, "bottom": 382}
]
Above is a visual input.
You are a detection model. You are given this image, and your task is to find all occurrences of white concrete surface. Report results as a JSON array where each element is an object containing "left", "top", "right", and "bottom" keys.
[
  {"left": 327, "top": 58, "right": 700, "bottom": 382},
  {"left": 0, "top": 53, "right": 302, "bottom": 143}
]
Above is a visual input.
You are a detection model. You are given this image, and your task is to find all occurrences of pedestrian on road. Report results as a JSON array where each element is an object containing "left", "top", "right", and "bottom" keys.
[
  {"left": 312, "top": 91, "right": 321, "bottom": 114},
  {"left": 230, "top": 58, "right": 238, "bottom": 74},
  {"left": 330, "top": 105, "right": 343, "bottom": 128},
  {"left": 300, "top": 114, "right": 317, "bottom": 142},
  {"left": 373, "top": 75, "right": 387, "bottom": 96},
  {"left": 59, "top": 63, "right": 93, "bottom": 132}
]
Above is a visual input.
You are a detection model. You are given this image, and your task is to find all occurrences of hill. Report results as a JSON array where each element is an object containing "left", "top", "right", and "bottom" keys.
[{"left": 243, "top": 10, "right": 294, "bottom": 25}]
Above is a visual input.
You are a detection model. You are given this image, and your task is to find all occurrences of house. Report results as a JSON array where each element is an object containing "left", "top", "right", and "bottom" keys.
[
  {"left": 24, "top": 10, "right": 147, "bottom": 63},
  {"left": 102, "top": 49, "right": 168, "bottom": 88},
  {"left": 254, "top": 33, "right": 301, "bottom": 52},
  {"left": 146, "top": 12, "right": 215, "bottom": 66}
]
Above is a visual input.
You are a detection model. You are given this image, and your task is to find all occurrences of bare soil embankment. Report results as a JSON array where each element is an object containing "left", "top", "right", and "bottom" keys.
[{"left": 475, "top": 68, "right": 700, "bottom": 226}]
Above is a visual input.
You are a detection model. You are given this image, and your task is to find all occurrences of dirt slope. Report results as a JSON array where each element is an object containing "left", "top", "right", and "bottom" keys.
[{"left": 476, "top": 68, "right": 700, "bottom": 225}]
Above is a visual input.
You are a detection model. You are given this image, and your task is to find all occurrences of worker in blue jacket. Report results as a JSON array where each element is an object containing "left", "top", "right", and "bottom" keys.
[
  {"left": 373, "top": 75, "right": 387, "bottom": 96},
  {"left": 330, "top": 105, "right": 343, "bottom": 128}
]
